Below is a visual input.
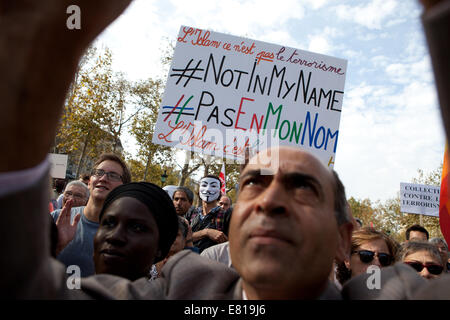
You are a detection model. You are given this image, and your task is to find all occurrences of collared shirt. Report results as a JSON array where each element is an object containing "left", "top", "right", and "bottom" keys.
[
  {"left": 186, "top": 206, "right": 227, "bottom": 233},
  {"left": 185, "top": 206, "right": 229, "bottom": 252}
]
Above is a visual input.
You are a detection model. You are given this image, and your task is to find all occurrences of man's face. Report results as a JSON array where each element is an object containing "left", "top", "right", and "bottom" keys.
[
  {"left": 199, "top": 177, "right": 221, "bottom": 203},
  {"left": 173, "top": 191, "right": 192, "bottom": 216},
  {"left": 88, "top": 160, "right": 124, "bottom": 203},
  {"left": 63, "top": 184, "right": 88, "bottom": 207},
  {"left": 229, "top": 147, "right": 340, "bottom": 299},
  {"left": 219, "top": 196, "right": 231, "bottom": 211},
  {"left": 409, "top": 231, "right": 428, "bottom": 242}
]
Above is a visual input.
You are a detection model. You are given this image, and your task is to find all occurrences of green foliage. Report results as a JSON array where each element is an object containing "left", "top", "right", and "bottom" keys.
[{"left": 55, "top": 47, "right": 129, "bottom": 175}]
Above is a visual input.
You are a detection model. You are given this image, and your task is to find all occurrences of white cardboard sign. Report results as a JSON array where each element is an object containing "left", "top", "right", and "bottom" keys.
[
  {"left": 153, "top": 26, "right": 348, "bottom": 167},
  {"left": 400, "top": 182, "right": 440, "bottom": 217},
  {"left": 48, "top": 153, "right": 68, "bottom": 179}
]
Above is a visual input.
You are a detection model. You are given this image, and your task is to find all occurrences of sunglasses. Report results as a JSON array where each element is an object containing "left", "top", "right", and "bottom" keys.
[
  {"left": 352, "top": 250, "right": 393, "bottom": 267},
  {"left": 404, "top": 262, "right": 443, "bottom": 275}
]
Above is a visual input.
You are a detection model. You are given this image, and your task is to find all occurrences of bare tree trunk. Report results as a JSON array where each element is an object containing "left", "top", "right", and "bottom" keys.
[
  {"left": 76, "top": 131, "right": 91, "bottom": 178},
  {"left": 203, "top": 155, "right": 211, "bottom": 176},
  {"left": 143, "top": 149, "right": 154, "bottom": 181},
  {"left": 179, "top": 162, "right": 189, "bottom": 186},
  {"left": 179, "top": 151, "right": 192, "bottom": 186}
]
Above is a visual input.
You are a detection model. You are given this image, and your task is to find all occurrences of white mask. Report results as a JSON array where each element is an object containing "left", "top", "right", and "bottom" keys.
[{"left": 199, "top": 177, "right": 221, "bottom": 203}]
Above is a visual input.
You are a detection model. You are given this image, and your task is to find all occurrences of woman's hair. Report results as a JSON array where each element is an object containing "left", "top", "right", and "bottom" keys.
[
  {"left": 350, "top": 227, "right": 399, "bottom": 257},
  {"left": 397, "top": 241, "right": 443, "bottom": 265},
  {"left": 336, "top": 227, "right": 400, "bottom": 285},
  {"left": 429, "top": 237, "right": 448, "bottom": 251}
]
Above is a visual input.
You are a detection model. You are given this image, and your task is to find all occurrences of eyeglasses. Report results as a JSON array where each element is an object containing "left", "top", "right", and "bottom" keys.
[
  {"left": 352, "top": 250, "right": 393, "bottom": 267},
  {"left": 404, "top": 261, "right": 443, "bottom": 275},
  {"left": 91, "top": 169, "right": 122, "bottom": 182},
  {"left": 64, "top": 191, "right": 86, "bottom": 199}
]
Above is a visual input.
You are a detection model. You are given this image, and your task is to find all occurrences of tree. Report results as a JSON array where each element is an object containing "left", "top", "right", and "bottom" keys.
[
  {"left": 129, "top": 78, "right": 175, "bottom": 182},
  {"left": 363, "top": 165, "right": 445, "bottom": 242},
  {"left": 178, "top": 151, "right": 202, "bottom": 187},
  {"left": 55, "top": 47, "right": 130, "bottom": 176},
  {"left": 348, "top": 197, "right": 378, "bottom": 227}
]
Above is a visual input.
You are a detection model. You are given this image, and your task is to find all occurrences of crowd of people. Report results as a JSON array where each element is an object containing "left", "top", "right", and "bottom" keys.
[{"left": 1, "top": 0, "right": 450, "bottom": 300}]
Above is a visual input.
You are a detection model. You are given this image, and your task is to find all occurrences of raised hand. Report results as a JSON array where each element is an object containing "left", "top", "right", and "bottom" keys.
[
  {"left": 55, "top": 199, "right": 81, "bottom": 255},
  {"left": 0, "top": 0, "right": 133, "bottom": 172}
]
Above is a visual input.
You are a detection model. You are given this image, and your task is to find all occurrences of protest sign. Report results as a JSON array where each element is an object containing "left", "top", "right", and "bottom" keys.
[
  {"left": 153, "top": 26, "right": 348, "bottom": 167},
  {"left": 48, "top": 153, "right": 68, "bottom": 179},
  {"left": 400, "top": 182, "right": 440, "bottom": 217}
]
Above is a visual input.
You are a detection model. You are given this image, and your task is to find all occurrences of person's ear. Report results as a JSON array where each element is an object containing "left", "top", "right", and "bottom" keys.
[
  {"left": 344, "top": 258, "right": 351, "bottom": 270},
  {"left": 335, "top": 221, "right": 353, "bottom": 263}
]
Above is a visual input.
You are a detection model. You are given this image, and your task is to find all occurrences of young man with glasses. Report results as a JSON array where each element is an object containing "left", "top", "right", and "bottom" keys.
[{"left": 51, "top": 153, "right": 131, "bottom": 277}]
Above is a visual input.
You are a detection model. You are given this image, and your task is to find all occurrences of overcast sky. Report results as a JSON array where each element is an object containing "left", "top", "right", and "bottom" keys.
[{"left": 95, "top": 0, "right": 445, "bottom": 203}]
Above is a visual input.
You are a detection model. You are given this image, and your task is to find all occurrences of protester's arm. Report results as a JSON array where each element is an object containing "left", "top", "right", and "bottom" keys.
[
  {"left": 0, "top": 0, "right": 132, "bottom": 173},
  {"left": 192, "top": 229, "right": 228, "bottom": 243},
  {"left": 419, "top": 0, "right": 450, "bottom": 143},
  {"left": 0, "top": 0, "right": 132, "bottom": 298},
  {"left": 55, "top": 199, "right": 81, "bottom": 256}
]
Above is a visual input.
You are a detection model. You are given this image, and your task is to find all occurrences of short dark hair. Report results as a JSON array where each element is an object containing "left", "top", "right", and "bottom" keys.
[
  {"left": 79, "top": 173, "right": 90, "bottom": 181},
  {"left": 332, "top": 170, "right": 351, "bottom": 225},
  {"left": 54, "top": 179, "right": 66, "bottom": 194},
  {"left": 93, "top": 153, "right": 131, "bottom": 184},
  {"left": 398, "top": 241, "right": 442, "bottom": 263},
  {"left": 173, "top": 187, "right": 194, "bottom": 203},
  {"left": 406, "top": 224, "right": 429, "bottom": 240}
]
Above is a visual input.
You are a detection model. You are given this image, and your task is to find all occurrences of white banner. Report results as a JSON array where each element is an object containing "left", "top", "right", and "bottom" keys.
[
  {"left": 152, "top": 26, "right": 348, "bottom": 167},
  {"left": 400, "top": 182, "right": 440, "bottom": 217},
  {"left": 48, "top": 153, "right": 68, "bottom": 179}
]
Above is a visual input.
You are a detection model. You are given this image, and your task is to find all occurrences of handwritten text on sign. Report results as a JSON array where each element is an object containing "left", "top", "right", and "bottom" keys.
[
  {"left": 152, "top": 26, "right": 348, "bottom": 166},
  {"left": 400, "top": 182, "right": 440, "bottom": 217}
]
